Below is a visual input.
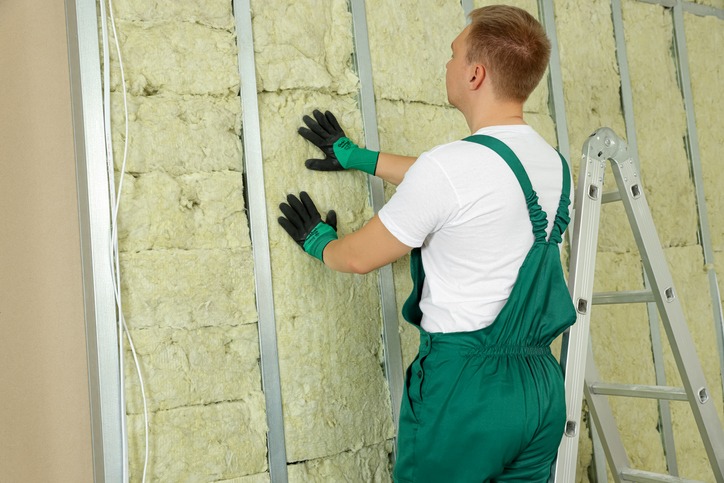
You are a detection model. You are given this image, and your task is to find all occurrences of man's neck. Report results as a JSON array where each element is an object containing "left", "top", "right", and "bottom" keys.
[{"left": 464, "top": 98, "right": 526, "bottom": 133}]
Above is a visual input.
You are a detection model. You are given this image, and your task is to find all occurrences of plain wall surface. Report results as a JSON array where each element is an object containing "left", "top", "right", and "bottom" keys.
[{"left": 0, "top": 0, "right": 93, "bottom": 481}]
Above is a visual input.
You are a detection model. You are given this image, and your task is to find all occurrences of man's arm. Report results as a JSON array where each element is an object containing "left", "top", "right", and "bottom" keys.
[
  {"left": 374, "top": 153, "right": 417, "bottom": 186},
  {"left": 277, "top": 192, "right": 411, "bottom": 273},
  {"left": 322, "top": 215, "right": 412, "bottom": 273},
  {"left": 299, "top": 109, "right": 417, "bottom": 186}
]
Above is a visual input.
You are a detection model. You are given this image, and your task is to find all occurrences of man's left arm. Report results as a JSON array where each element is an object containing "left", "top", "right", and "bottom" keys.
[
  {"left": 322, "top": 215, "right": 411, "bottom": 274},
  {"left": 277, "top": 192, "right": 411, "bottom": 274}
]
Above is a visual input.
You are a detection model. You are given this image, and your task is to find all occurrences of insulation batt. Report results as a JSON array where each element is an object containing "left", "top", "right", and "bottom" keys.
[
  {"left": 252, "top": 0, "right": 358, "bottom": 94},
  {"left": 120, "top": 250, "right": 256, "bottom": 331},
  {"left": 685, "top": 13, "right": 724, "bottom": 251},
  {"left": 111, "top": 93, "right": 243, "bottom": 176},
  {"left": 257, "top": 89, "right": 394, "bottom": 463},
  {"left": 250, "top": 0, "right": 397, "bottom": 473},
  {"left": 127, "top": 398, "right": 267, "bottom": 480},
  {"left": 106, "top": 2, "right": 267, "bottom": 480},
  {"left": 109, "top": 0, "right": 235, "bottom": 29},
  {"left": 109, "top": 20, "right": 239, "bottom": 96},
  {"left": 662, "top": 246, "right": 724, "bottom": 481},
  {"left": 554, "top": 0, "right": 633, "bottom": 256},
  {"left": 366, "top": 0, "right": 465, "bottom": 105},
  {"left": 287, "top": 442, "right": 393, "bottom": 482},
  {"left": 623, "top": 0, "right": 698, "bottom": 248},
  {"left": 591, "top": 252, "right": 666, "bottom": 477}
]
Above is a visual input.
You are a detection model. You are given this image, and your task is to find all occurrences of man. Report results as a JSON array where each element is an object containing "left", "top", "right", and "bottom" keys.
[{"left": 278, "top": 5, "right": 576, "bottom": 482}]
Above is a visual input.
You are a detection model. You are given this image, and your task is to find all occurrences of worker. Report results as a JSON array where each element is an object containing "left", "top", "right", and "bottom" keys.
[{"left": 277, "top": 5, "right": 576, "bottom": 482}]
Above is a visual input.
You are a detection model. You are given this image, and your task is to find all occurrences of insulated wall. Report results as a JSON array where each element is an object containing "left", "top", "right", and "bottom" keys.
[
  {"left": 251, "top": 0, "right": 395, "bottom": 479},
  {"left": 107, "top": 1, "right": 268, "bottom": 480},
  {"left": 96, "top": 0, "right": 724, "bottom": 481},
  {"left": 554, "top": 0, "right": 724, "bottom": 481}
]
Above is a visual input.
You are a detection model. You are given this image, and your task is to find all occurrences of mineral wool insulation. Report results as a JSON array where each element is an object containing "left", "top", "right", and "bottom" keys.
[
  {"left": 105, "top": 0, "right": 724, "bottom": 481},
  {"left": 108, "top": 0, "right": 267, "bottom": 480}
]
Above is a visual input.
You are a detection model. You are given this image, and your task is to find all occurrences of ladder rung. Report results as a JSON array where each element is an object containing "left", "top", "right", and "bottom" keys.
[
  {"left": 620, "top": 467, "right": 705, "bottom": 482},
  {"left": 590, "top": 382, "right": 688, "bottom": 401},
  {"left": 602, "top": 190, "right": 622, "bottom": 203},
  {"left": 592, "top": 290, "right": 655, "bottom": 305}
]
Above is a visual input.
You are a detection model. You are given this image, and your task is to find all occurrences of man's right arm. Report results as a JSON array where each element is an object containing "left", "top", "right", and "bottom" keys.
[
  {"left": 375, "top": 152, "right": 417, "bottom": 186},
  {"left": 299, "top": 109, "right": 417, "bottom": 186}
]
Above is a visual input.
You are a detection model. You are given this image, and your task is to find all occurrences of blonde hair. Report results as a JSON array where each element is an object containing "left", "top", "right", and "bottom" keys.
[{"left": 467, "top": 5, "right": 551, "bottom": 102}]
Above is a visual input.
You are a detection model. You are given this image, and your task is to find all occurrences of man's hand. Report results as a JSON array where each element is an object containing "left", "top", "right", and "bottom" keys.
[
  {"left": 298, "top": 109, "right": 379, "bottom": 175},
  {"left": 278, "top": 191, "right": 338, "bottom": 262},
  {"left": 298, "top": 110, "right": 346, "bottom": 171}
]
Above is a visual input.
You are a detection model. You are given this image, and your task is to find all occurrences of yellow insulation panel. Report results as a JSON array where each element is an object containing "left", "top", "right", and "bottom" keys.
[
  {"left": 257, "top": 89, "right": 394, "bottom": 463},
  {"left": 111, "top": 93, "right": 242, "bottom": 176},
  {"left": 287, "top": 442, "right": 393, "bottom": 482},
  {"left": 661, "top": 246, "right": 723, "bottom": 481},
  {"left": 127, "top": 399, "right": 267, "bottom": 480},
  {"left": 108, "top": 3, "right": 265, "bottom": 480},
  {"left": 623, "top": 1, "right": 699, "bottom": 248},
  {"left": 366, "top": 0, "right": 465, "bottom": 105},
  {"left": 685, "top": 12, "right": 724, "bottom": 251},
  {"left": 252, "top": 0, "right": 358, "bottom": 94},
  {"left": 109, "top": 20, "right": 238, "bottom": 96}
]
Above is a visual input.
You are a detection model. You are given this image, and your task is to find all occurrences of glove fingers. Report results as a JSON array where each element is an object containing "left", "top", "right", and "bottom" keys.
[
  {"left": 314, "top": 109, "right": 334, "bottom": 134},
  {"left": 279, "top": 201, "right": 304, "bottom": 229},
  {"left": 303, "top": 114, "right": 330, "bottom": 139},
  {"left": 277, "top": 217, "right": 300, "bottom": 240},
  {"left": 325, "top": 111, "right": 342, "bottom": 133},
  {"left": 299, "top": 191, "right": 320, "bottom": 221},
  {"left": 287, "top": 193, "right": 311, "bottom": 221},
  {"left": 298, "top": 126, "right": 325, "bottom": 147},
  {"left": 313, "top": 109, "right": 334, "bottom": 134},
  {"left": 305, "top": 157, "right": 344, "bottom": 171},
  {"left": 325, "top": 210, "right": 337, "bottom": 232}
]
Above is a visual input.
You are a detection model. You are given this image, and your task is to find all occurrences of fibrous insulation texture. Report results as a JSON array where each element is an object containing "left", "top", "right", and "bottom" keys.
[
  {"left": 103, "top": 0, "right": 724, "bottom": 481},
  {"left": 107, "top": 0, "right": 267, "bottom": 480},
  {"left": 251, "top": 0, "right": 395, "bottom": 474}
]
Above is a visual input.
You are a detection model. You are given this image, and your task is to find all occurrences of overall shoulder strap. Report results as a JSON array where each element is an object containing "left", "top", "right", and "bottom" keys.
[
  {"left": 549, "top": 152, "right": 572, "bottom": 244},
  {"left": 463, "top": 134, "right": 548, "bottom": 242}
]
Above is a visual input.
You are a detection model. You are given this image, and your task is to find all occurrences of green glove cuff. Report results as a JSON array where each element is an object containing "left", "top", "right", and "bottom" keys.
[
  {"left": 303, "top": 222, "right": 338, "bottom": 262},
  {"left": 333, "top": 137, "right": 379, "bottom": 175}
]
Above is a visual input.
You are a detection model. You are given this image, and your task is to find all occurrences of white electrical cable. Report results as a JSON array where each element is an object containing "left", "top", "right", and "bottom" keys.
[{"left": 100, "top": 1, "right": 150, "bottom": 481}]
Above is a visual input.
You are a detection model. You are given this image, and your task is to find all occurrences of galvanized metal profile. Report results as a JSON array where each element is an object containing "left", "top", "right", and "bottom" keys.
[
  {"left": 538, "top": 0, "right": 570, "bottom": 161},
  {"left": 682, "top": 1, "right": 724, "bottom": 19},
  {"left": 611, "top": 0, "right": 678, "bottom": 474},
  {"left": 349, "top": 0, "right": 405, "bottom": 453},
  {"left": 671, "top": 0, "right": 724, "bottom": 401},
  {"left": 636, "top": 0, "right": 724, "bottom": 20},
  {"left": 461, "top": 0, "right": 473, "bottom": 19},
  {"left": 233, "top": 0, "right": 288, "bottom": 480},
  {"left": 611, "top": 0, "right": 641, "bottom": 171},
  {"left": 65, "top": 0, "right": 124, "bottom": 480}
]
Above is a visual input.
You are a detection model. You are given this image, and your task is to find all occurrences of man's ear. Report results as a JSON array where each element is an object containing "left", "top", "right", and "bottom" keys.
[{"left": 469, "top": 64, "right": 485, "bottom": 90}]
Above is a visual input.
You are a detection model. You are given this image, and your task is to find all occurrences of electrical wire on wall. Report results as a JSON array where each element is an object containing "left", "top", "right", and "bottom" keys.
[{"left": 99, "top": 0, "right": 150, "bottom": 481}]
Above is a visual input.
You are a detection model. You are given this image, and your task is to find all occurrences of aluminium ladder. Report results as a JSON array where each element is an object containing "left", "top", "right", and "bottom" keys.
[{"left": 551, "top": 128, "right": 724, "bottom": 482}]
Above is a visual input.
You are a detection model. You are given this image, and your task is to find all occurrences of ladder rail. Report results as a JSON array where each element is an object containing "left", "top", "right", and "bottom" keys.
[
  {"left": 553, "top": 130, "right": 614, "bottom": 482},
  {"left": 553, "top": 128, "right": 724, "bottom": 482},
  {"left": 611, "top": 151, "right": 724, "bottom": 480}
]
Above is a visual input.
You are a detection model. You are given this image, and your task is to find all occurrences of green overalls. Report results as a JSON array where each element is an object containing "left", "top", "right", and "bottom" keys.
[{"left": 393, "top": 135, "right": 576, "bottom": 483}]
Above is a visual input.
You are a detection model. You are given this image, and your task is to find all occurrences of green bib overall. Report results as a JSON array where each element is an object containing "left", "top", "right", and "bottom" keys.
[{"left": 393, "top": 135, "right": 576, "bottom": 483}]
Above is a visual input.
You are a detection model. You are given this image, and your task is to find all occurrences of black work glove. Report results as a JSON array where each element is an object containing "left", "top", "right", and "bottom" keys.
[
  {"left": 298, "top": 110, "right": 347, "bottom": 171},
  {"left": 278, "top": 191, "right": 338, "bottom": 262}
]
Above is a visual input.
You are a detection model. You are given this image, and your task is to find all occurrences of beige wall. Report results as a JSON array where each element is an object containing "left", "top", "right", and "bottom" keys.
[{"left": 0, "top": 1, "right": 93, "bottom": 481}]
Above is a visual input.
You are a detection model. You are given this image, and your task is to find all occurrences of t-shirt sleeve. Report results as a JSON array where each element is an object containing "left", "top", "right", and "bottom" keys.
[{"left": 378, "top": 153, "right": 459, "bottom": 248}]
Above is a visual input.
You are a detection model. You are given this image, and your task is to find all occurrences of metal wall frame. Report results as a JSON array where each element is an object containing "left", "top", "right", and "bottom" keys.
[
  {"left": 349, "top": 0, "right": 406, "bottom": 455},
  {"left": 233, "top": 0, "right": 289, "bottom": 481},
  {"left": 69, "top": 0, "right": 724, "bottom": 481},
  {"left": 66, "top": 0, "right": 125, "bottom": 481}
]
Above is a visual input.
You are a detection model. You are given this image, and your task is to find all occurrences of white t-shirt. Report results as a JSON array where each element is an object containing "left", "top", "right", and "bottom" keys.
[{"left": 378, "top": 125, "right": 569, "bottom": 333}]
